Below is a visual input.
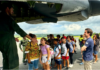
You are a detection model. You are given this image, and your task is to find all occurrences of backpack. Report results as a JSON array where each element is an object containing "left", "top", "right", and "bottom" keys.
[
  {"left": 61, "top": 42, "right": 70, "bottom": 55},
  {"left": 40, "top": 45, "right": 54, "bottom": 57},
  {"left": 24, "top": 42, "right": 31, "bottom": 65}
]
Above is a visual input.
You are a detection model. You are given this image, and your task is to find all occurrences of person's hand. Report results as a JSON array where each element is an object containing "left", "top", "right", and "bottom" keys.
[
  {"left": 93, "top": 36, "right": 95, "bottom": 40},
  {"left": 28, "top": 60, "right": 31, "bottom": 63},
  {"left": 15, "top": 38, "right": 19, "bottom": 42},
  {"left": 72, "top": 51, "right": 74, "bottom": 53},
  {"left": 21, "top": 50, "right": 23, "bottom": 52},
  {"left": 40, "top": 60, "right": 43, "bottom": 65},
  {"left": 55, "top": 57, "right": 58, "bottom": 59},
  {"left": 46, "top": 61, "right": 48, "bottom": 65},
  {"left": 81, "top": 52, "right": 82, "bottom": 55}
]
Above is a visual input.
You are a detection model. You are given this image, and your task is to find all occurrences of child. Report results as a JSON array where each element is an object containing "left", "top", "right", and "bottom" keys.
[
  {"left": 39, "top": 38, "right": 51, "bottom": 70},
  {"left": 53, "top": 39, "right": 62, "bottom": 70},
  {"left": 61, "top": 37, "right": 70, "bottom": 69},
  {"left": 67, "top": 36, "right": 75, "bottom": 68},
  {"left": 80, "top": 39, "right": 86, "bottom": 65},
  {"left": 25, "top": 34, "right": 39, "bottom": 70}
]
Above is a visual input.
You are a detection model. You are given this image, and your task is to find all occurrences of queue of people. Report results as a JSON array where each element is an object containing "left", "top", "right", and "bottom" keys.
[
  {"left": 23, "top": 34, "right": 77, "bottom": 70},
  {"left": 22, "top": 28, "right": 100, "bottom": 70}
]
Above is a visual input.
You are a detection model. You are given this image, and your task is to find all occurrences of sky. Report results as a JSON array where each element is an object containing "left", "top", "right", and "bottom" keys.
[{"left": 17, "top": 15, "right": 100, "bottom": 35}]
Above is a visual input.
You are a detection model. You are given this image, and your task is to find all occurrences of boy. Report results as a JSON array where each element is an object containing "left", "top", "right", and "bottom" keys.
[
  {"left": 61, "top": 37, "right": 70, "bottom": 69},
  {"left": 80, "top": 39, "right": 86, "bottom": 65},
  {"left": 53, "top": 39, "right": 62, "bottom": 70}
]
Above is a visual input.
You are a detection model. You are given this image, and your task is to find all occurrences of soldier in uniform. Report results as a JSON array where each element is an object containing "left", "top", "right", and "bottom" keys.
[
  {"left": 19, "top": 37, "right": 29, "bottom": 64},
  {"left": 0, "top": 3, "right": 35, "bottom": 70}
]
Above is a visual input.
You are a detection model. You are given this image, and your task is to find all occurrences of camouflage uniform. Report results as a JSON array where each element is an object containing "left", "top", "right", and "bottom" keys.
[{"left": 19, "top": 39, "right": 29, "bottom": 63}]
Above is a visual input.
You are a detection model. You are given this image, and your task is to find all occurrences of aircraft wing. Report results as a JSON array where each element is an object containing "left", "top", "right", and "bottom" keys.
[{"left": 0, "top": 0, "right": 100, "bottom": 24}]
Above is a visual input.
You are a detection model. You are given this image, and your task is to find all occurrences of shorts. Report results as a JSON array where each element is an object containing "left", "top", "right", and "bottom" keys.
[
  {"left": 94, "top": 51, "right": 98, "bottom": 55},
  {"left": 42, "top": 55, "right": 51, "bottom": 64},
  {"left": 55, "top": 59, "right": 62, "bottom": 65},
  {"left": 62, "top": 56, "right": 69, "bottom": 60},
  {"left": 28, "top": 59, "right": 39, "bottom": 70}
]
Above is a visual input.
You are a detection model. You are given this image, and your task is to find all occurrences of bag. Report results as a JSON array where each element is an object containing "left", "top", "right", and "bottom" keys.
[
  {"left": 40, "top": 45, "right": 54, "bottom": 58},
  {"left": 24, "top": 42, "right": 31, "bottom": 65},
  {"left": 61, "top": 42, "right": 70, "bottom": 55},
  {"left": 50, "top": 48, "right": 54, "bottom": 58},
  {"left": 45, "top": 45, "right": 54, "bottom": 56}
]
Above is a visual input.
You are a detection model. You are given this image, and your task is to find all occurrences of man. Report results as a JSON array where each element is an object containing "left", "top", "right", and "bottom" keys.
[
  {"left": 57, "top": 35, "right": 61, "bottom": 44},
  {"left": 47, "top": 35, "right": 50, "bottom": 40},
  {"left": 0, "top": 3, "right": 34, "bottom": 70},
  {"left": 48, "top": 34, "right": 54, "bottom": 49},
  {"left": 19, "top": 37, "right": 29, "bottom": 64},
  {"left": 79, "top": 35, "right": 83, "bottom": 48},
  {"left": 81, "top": 28, "right": 94, "bottom": 70}
]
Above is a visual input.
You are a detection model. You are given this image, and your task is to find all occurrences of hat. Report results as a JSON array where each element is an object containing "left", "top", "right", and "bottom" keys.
[{"left": 63, "top": 36, "right": 67, "bottom": 39}]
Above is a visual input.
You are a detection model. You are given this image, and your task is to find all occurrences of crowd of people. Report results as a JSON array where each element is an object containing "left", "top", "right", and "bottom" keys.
[
  {"left": 18, "top": 30, "right": 99, "bottom": 70},
  {"left": 22, "top": 34, "right": 77, "bottom": 70}
]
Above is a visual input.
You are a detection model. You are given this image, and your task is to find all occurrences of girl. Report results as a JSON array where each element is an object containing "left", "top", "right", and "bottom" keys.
[
  {"left": 25, "top": 34, "right": 39, "bottom": 70},
  {"left": 67, "top": 36, "right": 75, "bottom": 68},
  {"left": 93, "top": 34, "right": 99, "bottom": 63},
  {"left": 80, "top": 39, "right": 86, "bottom": 65},
  {"left": 40, "top": 38, "right": 51, "bottom": 70}
]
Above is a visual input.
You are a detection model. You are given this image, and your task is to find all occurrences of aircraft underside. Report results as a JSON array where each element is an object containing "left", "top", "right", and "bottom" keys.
[{"left": 0, "top": 0, "right": 100, "bottom": 24}]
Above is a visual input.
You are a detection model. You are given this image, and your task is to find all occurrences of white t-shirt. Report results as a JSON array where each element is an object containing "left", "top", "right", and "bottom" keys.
[
  {"left": 61, "top": 44, "right": 69, "bottom": 56},
  {"left": 54, "top": 45, "right": 61, "bottom": 58}
]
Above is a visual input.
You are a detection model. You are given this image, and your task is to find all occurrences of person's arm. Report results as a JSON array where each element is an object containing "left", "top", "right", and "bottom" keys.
[
  {"left": 56, "top": 47, "right": 61, "bottom": 58},
  {"left": 39, "top": 50, "right": 42, "bottom": 64},
  {"left": 27, "top": 53, "right": 31, "bottom": 63},
  {"left": 81, "top": 46, "right": 87, "bottom": 52},
  {"left": 11, "top": 19, "right": 32, "bottom": 40},
  {"left": 66, "top": 49, "right": 69, "bottom": 56},
  {"left": 25, "top": 35, "right": 32, "bottom": 40},
  {"left": 81, "top": 41, "right": 89, "bottom": 52},
  {"left": 72, "top": 44, "right": 75, "bottom": 53},
  {"left": 72, "top": 42, "right": 75, "bottom": 53},
  {"left": 66, "top": 43, "right": 70, "bottom": 56},
  {"left": 46, "top": 46, "right": 50, "bottom": 65},
  {"left": 47, "top": 47, "right": 50, "bottom": 61}
]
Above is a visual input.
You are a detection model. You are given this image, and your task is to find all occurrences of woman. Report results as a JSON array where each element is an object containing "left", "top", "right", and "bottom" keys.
[
  {"left": 25, "top": 34, "right": 39, "bottom": 70},
  {"left": 93, "top": 34, "right": 99, "bottom": 63},
  {"left": 67, "top": 36, "right": 75, "bottom": 68},
  {"left": 40, "top": 38, "right": 51, "bottom": 70}
]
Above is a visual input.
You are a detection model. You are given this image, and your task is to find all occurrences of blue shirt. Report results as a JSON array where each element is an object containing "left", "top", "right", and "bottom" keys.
[
  {"left": 83, "top": 37, "right": 94, "bottom": 61},
  {"left": 68, "top": 41, "right": 75, "bottom": 53}
]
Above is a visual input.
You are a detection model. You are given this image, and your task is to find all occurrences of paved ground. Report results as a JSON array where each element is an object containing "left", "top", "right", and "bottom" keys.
[{"left": 0, "top": 38, "right": 100, "bottom": 70}]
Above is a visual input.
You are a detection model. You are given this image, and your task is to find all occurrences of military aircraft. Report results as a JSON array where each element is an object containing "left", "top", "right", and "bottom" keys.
[{"left": 0, "top": 0, "right": 100, "bottom": 24}]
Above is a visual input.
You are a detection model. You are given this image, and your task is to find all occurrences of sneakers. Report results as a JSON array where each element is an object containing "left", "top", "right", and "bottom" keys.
[
  {"left": 93, "top": 61, "right": 97, "bottom": 64},
  {"left": 80, "top": 62, "right": 84, "bottom": 65},
  {"left": 69, "top": 64, "right": 73, "bottom": 68}
]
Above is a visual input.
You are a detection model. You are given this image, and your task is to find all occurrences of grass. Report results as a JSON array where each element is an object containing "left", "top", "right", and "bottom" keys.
[{"left": 15, "top": 36, "right": 80, "bottom": 40}]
